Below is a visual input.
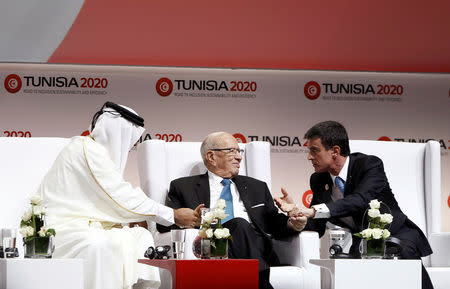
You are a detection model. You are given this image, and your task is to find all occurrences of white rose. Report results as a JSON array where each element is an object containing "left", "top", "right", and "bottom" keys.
[
  {"left": 33, "top": 205, "right": 44, "bottom": 216},
  {"left": 38, "top": 227, "right": 47, "bottom": 237},
  {"left": 203, "top": 212, "right": 215, "bottom": 224},
  {"left": 30, "top": 194, "right": 43, "bottom": 205},
  {"left": 214, "top": 228, "right": 226, "bottom": 239},
  {"left": 20, "top": 226, "right": 34, "bottom": 237},
  {"left": 205, "top": 228, "right": 213, "bottom": 239},
  {"left": 371, "top": 228, "right": 383, "bottom": 239},
  {"left": 369, "top": 199, "right": 381, "bottom": 209},
  {"left": 361, "top": 228, "right": 373, "bottom": 239},
  {"left": 22, "top": 208, "right": 32, "bottom": 221},
  {"left": 380, "top": 213, "right": 393, "bottom": 224},
  {"left": 214, "top": 208, "right": 227, "bottom": 220},
  {"left": 216, "top": 199, "right": 226, "bottom": 209},
  {"left": 222, "top": 228, "right": 230, "bottom": 238},
  {"left": 382, "top": 229, "right": 391, "bottom": 239},
  {"left": 368, "top": 208, "right": 380, "bottom": 218}
]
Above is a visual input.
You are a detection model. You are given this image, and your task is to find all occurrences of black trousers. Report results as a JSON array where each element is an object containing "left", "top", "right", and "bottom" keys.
[
  {"left": 223, "top": 217, "right": 276, "bottom": 289},
  {"left": 399, "top": 238, "right": 434, "bottom": 289}
]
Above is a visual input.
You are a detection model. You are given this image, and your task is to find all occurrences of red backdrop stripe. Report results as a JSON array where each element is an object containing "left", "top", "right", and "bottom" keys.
[{"left": 48, "top": 0, "right": 450, "bottom": 72}]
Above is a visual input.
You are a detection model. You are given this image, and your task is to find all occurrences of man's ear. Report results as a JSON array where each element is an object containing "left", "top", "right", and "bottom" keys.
[
  {"left": 205, "top": 151, "right": 215, "bottom": 166},
  {"left": 332, "top": 145, "right": 341, "bottom": 158}
]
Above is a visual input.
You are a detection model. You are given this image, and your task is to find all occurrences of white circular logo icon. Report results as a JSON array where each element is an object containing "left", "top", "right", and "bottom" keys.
[
  {"left": 4, "top": 74, "right": 22, "bottom": 93},
  {"left": 304, "top": 81, "right": 321, "bottom": 100},
  {"left": 156, "top": 78, "right": 173, "bottom": 97}
]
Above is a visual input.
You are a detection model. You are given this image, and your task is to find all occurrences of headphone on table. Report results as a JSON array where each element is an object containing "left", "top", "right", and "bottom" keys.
[{"left": 144, "top": 245, "right": 171, "bottom": 259}]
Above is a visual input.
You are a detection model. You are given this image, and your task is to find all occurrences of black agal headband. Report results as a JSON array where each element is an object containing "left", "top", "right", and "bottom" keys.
[{"left": 90, "top": 101, "right": 144, "bottom": 131}]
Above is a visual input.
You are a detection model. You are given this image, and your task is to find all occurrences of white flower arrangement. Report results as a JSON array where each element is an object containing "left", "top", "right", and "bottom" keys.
[
  {"left": 198, "top": 198, "right": 232, "bottom": 244},
  {"left": 355, "top": 199, "right": 393, "bottom": 241},
  {"left": 19, "top": 194, "right": 55, "bottom": 242}
]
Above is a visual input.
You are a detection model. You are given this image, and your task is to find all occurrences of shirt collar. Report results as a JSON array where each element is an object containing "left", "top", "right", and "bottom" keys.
[
  {"left": 207, "top": 170, "right": 233, "bottom": 185},
  {"left": 330, "top": 156, "right": 349, "bottom": 183}
]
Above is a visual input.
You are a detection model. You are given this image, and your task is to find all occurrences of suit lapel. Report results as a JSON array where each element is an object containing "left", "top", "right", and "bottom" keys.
[
  {"left": 341, "top": 154, "right": 360, "bottom": 230},
  {"left": 232, "top": 176, "right": 252, "bottom": 212},
  {"left": 321, "top": 174, "right": 334, "bottom": 203},
  {"left": 232, "top": 176, "right": 267, "bottom": 235},
  {"left": 195, "top": 173, "right": 211, "bottom": 208},
  {"left": 344, "top": 154, "right": 356, "bottom": 196}
]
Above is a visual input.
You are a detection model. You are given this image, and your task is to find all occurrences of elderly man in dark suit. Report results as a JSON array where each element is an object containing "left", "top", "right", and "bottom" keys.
[
  {"left": 275, "top": 120, "right": 434, "bottom": 289},
  {"left": 158, "top": 131, "right": 306, "bottom": 289}
]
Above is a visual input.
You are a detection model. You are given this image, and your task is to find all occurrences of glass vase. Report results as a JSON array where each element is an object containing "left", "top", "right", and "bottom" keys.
[
  {"left": 200, "top": 238, "right": 211, "bottom": 259},
  {"left": 211, "top": 238, "right": 228, "bottom": 259},
  {"left": 361, "top": 238, "right": 385, "bottom": 259},
  {"left": 192, "top": 236, "right": 213, "bottom": 259},
  {"left": 24, "top": 236, "right": 54, "bottom": 258}
]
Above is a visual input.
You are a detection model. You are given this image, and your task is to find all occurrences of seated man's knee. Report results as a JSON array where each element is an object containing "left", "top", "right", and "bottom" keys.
[
  {"left": 84, "top": 231, "right": 117, "bottom": 255},
  {"left": 224, "top": 217, "right": 252, "bottom": 232}
]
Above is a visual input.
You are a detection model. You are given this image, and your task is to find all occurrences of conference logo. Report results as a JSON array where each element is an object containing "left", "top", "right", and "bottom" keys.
[
  {"left": 378, "top": 136, "right": 450, "bottom": 150},
  {"left": 155, "top": 77, "right": 258, "bottom": 99},
  {"left": 233, "top": 133, "right": 309, "bottom": 147},
  {"left": 231, "top": 133, "right": 309, "bottom": 154},
  {"left": 4, "top": 74, "right": 22, "bottom": 93},
  {"left": 303, "top": 81, "right": 405, "bottom": 102},
  {"left": 233, "top": 133, "right": 247, "bottom": 143},
  {"left": 304, "top": 81, "right": 321, "bottom": 100},
  {"left": 302, "top": 190, "right": 313, "bottom": 207},
  {"left": 156, "top": 77, "right": 173, "bottom": 97},
  {"left": 4, "top": 74, "right": 109, "bottom": 96}
]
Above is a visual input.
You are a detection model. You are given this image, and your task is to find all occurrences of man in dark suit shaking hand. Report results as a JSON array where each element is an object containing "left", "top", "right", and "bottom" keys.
[
  {"left": 158, "top": 131, "right": 306, "bottom": 289},
  {"left": 275, "top": 121, "right": 434, "bottom": 289}
]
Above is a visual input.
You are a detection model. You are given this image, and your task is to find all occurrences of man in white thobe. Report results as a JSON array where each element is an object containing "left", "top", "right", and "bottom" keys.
[{"left": 38, "top": 102, "right": 202, "bottom": 289}]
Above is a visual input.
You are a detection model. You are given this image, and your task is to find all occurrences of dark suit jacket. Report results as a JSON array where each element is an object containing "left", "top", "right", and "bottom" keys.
[
  {"left": 305, "top": 152, "right": 432, "bottom": 257},
  {"left": 157, "top": 173, "right": 296, "bottom": 240}
]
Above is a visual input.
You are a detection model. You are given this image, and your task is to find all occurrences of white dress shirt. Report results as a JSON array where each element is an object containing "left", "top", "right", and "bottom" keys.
[
  {"left": 312, "top": 156, "right": 350, "bottom": 218},
  {"left": 208, "top": 170, "right": 250, "bottom": 223}
]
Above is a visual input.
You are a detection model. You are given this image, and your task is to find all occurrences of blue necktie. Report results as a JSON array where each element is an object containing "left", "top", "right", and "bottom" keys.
[
  {"left": 335, "top": 177, "right": 345, "bottom": 195},
  {"left": 220, "top": 179, "right": 234, "bottom": 223}
]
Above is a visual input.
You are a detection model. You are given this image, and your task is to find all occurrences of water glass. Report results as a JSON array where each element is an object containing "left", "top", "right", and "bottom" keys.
[
  {"left": 171, "top": 229, "right": 186, "bottom": 259},
  {"left": 2, "top": 228, "right": 17, "bottom": 258}
]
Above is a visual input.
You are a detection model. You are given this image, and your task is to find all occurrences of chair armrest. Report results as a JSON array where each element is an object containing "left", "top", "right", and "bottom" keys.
[
  {"left": 272, "top": 231, "right": 320, "bottom": 267},
  {"left": 429, "top": 232, "right": 450, "bottom": 267}
]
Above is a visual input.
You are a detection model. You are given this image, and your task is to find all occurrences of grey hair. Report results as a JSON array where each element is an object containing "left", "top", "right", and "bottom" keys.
[{"left": 200, "top": 131, "right": 227, "bottom": 165}]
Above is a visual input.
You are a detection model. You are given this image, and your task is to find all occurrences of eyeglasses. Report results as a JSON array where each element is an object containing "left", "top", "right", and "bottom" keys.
[
  {"left": 144, "top": 245, "right": 171, "bottom": 259},
  {"left": 210, "top": 147, "right": 244, "bottom": 155}
]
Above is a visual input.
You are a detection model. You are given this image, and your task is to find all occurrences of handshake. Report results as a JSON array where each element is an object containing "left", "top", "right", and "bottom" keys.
[{"left": 274, "top": 188, "right": 316, "bottom": 232}]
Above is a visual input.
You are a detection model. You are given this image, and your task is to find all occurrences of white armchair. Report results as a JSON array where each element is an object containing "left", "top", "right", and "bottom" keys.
[
  {"left": 349, "top": 140, "right": 450, "bottom": 289},
  {"left": 0, "top": 137, "right": 70, "bottom": 256},
  {"left": 0, "top": 137, "right": 83, "bottom": 289},
  {"left": 137, "top": 139, "right": 320, "bottom": 289}
]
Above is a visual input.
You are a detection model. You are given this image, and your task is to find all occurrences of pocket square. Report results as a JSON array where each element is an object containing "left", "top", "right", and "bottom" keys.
[{"left": 251, "top": 203, "right": 265, "bottom": 208}]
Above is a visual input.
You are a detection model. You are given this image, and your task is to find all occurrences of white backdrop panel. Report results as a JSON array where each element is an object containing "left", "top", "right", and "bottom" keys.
[{"left": 1, "top": 63, "right": 449, "bottom": 231}]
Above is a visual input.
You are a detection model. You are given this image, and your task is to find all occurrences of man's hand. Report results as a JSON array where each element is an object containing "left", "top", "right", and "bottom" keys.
[
  {"left": 274, "top": 188, "right": 299, "bottom": 216},
  {"left": 297, "top": 207, "right": 316, "bottom": 218},
  {"left": 174, "top": 204, "right": 205, "bottom": 228},
  {"left": 288, "top": 215, "right": 307, "bottom": 232}
]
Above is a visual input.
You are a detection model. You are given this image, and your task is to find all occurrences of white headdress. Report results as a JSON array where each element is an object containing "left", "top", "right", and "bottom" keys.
[{"left": 90, "top": 102, "right": 145, "bottom": 174}]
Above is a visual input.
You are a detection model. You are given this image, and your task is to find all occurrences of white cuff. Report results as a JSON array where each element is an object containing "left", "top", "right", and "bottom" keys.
[
  {"left": 312, "top": 203, "right": 330, "bottom": 218},
  {"left": 153, "top": 204, "right": 175, "bottom": 226}
]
